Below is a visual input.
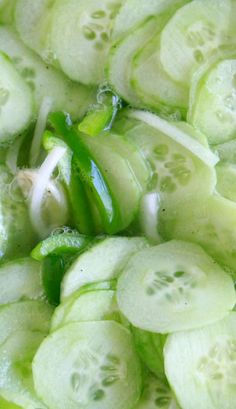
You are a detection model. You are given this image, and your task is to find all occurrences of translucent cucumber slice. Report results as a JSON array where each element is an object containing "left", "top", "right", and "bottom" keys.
[
  {"left": 61, "top": 236, "right": 149, "bottom": 299},
  {"left": 216, "top": 163, "right": 236, "bottom": 202},
  {"left": 134, "top": 374, "right": 180, "bottom": 409},
  {"left": 107, "top": 18, "right": 157, "bottom": 107},
  {"left": 0, "top": 258, "right": 44, "bottom": 305},
  {"left": 159, "top": 193, "right": 236, "bottom": 278},
  {"left": 0, "top": 166, "right": 36, "bottom": 260},
  {"left": 165, "top": 312, "right": 236, "bottom": 409},
  {"left": 33, "top": 321, "right": 142, "bottom": 409},
  {"left": 0, "top": 396, "right": 22, "bottom": 409},
  {"left": 50, "top": 0, "right": 122, "bottom": 85},
  {"left": 215, "top": 139, "right": 236, "bottom": 163},
  {"left": 0, "top": 52, "right": 33, "bottom": 144},
  {"left": 112, "top": 0, "right": 189, "bottom": 40},
  {"left": 0, "top": 300, "right": 53, "bottom": 346},
  {"left": 0, "top": 330, "right": 47, "bottom": 409},
  {"left": 0, "top": 26, "right": 96, "bottom": 120},
  {"left": 160, "top": 0, "right": 231, "bottom": 86},
  {"left": 117, "top": 240, "right": 235, "bottom": 333},
  {"left": 189, "top": 58, "right": 236, "bottom": 144},
  {"left": 132, "top": 327, "right": 167, "bottom": 379},
  {"left": 15, "top": 0, "right": 55, "bottom": 60},
  {"left": 0, "top": 0, "right": 16, "bottom": 24},
  {"left": 51, "top": 289, "right": 120, "bottom": 331},
  {"left": 132, "top": 34, "right": 188, "bottom": 117}
]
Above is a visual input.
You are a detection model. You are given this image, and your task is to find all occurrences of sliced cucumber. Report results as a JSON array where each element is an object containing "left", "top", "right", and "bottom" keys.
[
  {"left": 215, "top": 138, "right": 236, "bottom": 163},
  {"left": 51, "top": 289, "right": 120, "bottom": 331},
  {"left": 117, "top": 240, "right": 235, "bottom": 333},
  {"left": 165, "top": 312, "right": 236, "bottom": 409},
  {"left": 33, "top": 321, "right": 142, "bottom": 409},
  {"left": 134, "top": 374, "right": 180, "bottom": 409},
  {"left": 189, "top": 58, "right": 236, "bottom": 144},
  {"left": 0, "top": 300, "right": 53, "bottom": 346},
  {"left": 0, "top": 395, "right": 22, "bottom": 409},
  {"left": 107, "top": 18, "right": 157, "bottom": 107},
  {"left": 0, "top": 52, "right": 33, "bottom": 144},
  {"left": 132, "top": 34, "right": 188, "bottom": 117},
  {"left": 216, "top": 163, "right": 236, "bottom": 202},
  {"left": 160, "top": 0, "right": 232, "bottom": 86},
  {"left": 112, "top": 0, "right": 189, "bottom": 40},
  {"left": 0, "top": 26, "right": 95, "bottom": 119},
  {"left": 0, "top": 166, "right": 36, "bottom": 260},
  {"left": 0, "top": 258, "right": 43, "bottom": 305},
  {"left": 0, "top": 330, "right": 47, "bottom": 409},
  {"left": 15, "top": 0, "right": 55, "bottom": 60},
  {"left": 132, "top": 327, "right": 166, "bottom": 379},
  {"left": 61, "top": 236, "right": 149, "bottom": 299},
  {"left": 49, "top": 0, "right": 122, "bottom": 85},
  {"left": 0, "top": 0, "right": 16, "bottom": 24}
]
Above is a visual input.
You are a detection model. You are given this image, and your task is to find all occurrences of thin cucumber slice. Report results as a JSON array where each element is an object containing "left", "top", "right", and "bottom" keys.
[
  {"left": 61, "top": 236, "right": 149, "bottom": 299},
  {"left": 160, "top": 0, "right": 232, "bottom": 86},
  {"left": 51, "top": 289, "right": 120, "bottom": 331},
  {"left": 112, "top": 0, "right": 189, "bottom": 41},
  {"left": 0, "top": 52, "right": 33, "bottom": 144},
  {"left": 0, "top": 258, "right": 43, "bottom": 305},
  {"left": 159, "top": 194, "right": 236, "bottom": 278},
  {"left": 0, "top": 0, "right": 16, "bottom": 24},
  {"left": 0, "top": 396, "right": 22, "bottom": 409},
  {"left": 165, "top": 312, "right": 236, "bottom": 409},
  {"left": 0, "top": 166, "right": 36, "bottom": 260},
  {"left": 15, "top": 0, "right": 55, "bottom": 60},
  {"left": 50, "top": 0, "right": 122, "bottom": 85},
  {"left": 132, "top": 327, "right": 167, "bottom": 379},
  {"left": 117, "top": 240, "right": 235, "bottom": 333},
  {"left": 216, "top": 163, "right": 236, "bottom": 202},
  {"left": 0, "top": 26, "right": 95, "bottom": 119},
  {"left": 33, "top": 321, "right": 142, "bottom": 409},
  {"left": 0, "top": 330, "right": 47, "bottom": 409},
  {"left": 132, "top": 34, "right": 188, "bottom": 117},
  {"left": 0, "top": 300, "right": 53, "bottom": 346},
  {"left": 107, "top": 18, "right": 159, "bottom": 107},
  {"left": 189, "top": 58, "right": 236, "bottom": 144},
  {"left": 215, "top": 139, "right": 236, "bottom": 163},
  {"left": 134, "top": 374, "right": 180, "bottom": 409}
]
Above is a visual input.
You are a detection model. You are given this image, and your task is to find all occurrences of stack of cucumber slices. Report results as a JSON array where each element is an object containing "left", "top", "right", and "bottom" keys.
[{"left": 0, "top": 0, "right": 236, "bottom": 408}]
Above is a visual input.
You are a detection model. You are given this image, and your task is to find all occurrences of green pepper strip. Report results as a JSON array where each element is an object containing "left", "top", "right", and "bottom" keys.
[
  {"left": 31, "top": 232, "right": 93, "bottom": 261},
  {"left": 49, "top": 112, "right": 122, "bottom": 234}
]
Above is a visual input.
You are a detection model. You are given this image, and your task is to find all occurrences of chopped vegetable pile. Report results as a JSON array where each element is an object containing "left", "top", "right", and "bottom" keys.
[{"left": 0, "top": 0, "right": 236, "bottom": 408}]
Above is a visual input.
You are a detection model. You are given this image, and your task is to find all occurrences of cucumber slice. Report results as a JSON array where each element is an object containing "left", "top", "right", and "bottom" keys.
[
  {"left": 134, "top": 374, "right": 180, "bottom": 409},
  {"left": 0, "top": 26, "right": 96, "bottom": 119},
  {"left": 33, "top": 321, "right": 142, "bottom": 409},
  {"left": 0, "top": 258, "right": 44, "bottom": 305},
  {"left": 61, "top": 236, "right": 149, "bottom": 299},
  {"left": 0, "top": 0, "right": 16, "bottom": 24},
  {"left": 216, "top": 163, "right": 236, "bottom": 202},
  {"left": 215, "top": 139, "right": 236, "bottom": 163},
  {"left": 165, "top": 312, "right": 236, "bottom": 409},
  {"left": 132, "top": 327, "right": 167, "bottom": 379},
  {"left": 117, "top": 240, "right": 235, "bottom": 333},
  {"left": 49, "top": 0, "right": 122, "bottom": 85},
  {"left": 189, "top": 58, "right": 236, "bottom": 144},
  {"left": 107, "top": 18, "right": 157, "bottom": 107},
  {"left": 132, "top": 34, "right": 188, "bottom": 117},
  {"left": 0, "top": 166, "right": 36, "bottom": 260},
  {"left": 112, "top": 0, "right": 189, "bottom": 40},
  {"left": 160, "top": 0, "right": 231, "bottom": 86},
  {"left": 0, "top": 52, "right": 33, "bottom": 144},
  {"left": 0, "top": 300, "right": 53, "bottom": 346},
  {"left": 0, "top": 396, "right": 21, "bottom": 409},
  {"left": 51, "top": 289, "right": 120, "bottom": 331},
  {"left": 0, "top": 330, "right": 47, "bottom": 409},
  {"left": 15, "top": 0, "right": 55, "bottom": 60}
]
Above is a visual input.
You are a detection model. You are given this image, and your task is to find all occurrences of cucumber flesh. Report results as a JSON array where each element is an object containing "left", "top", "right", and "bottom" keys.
[
  {"left": 160, "top": 0, "right": 232, "bottom": 86},
  {"left": 61, "top": 236, "right": 149, "bottom": 299},
  {"left": 0, "top": 396, "right": 22, "bottom": 409},
  {"left": 0, "top": 26, "right": 96, "bottom": 120},
  {"left": 0, "top": 258, "right": 44, "bottom": 305},
  {"left": 0, "top": 330, "right": 47, "bottom": 409},
  {"left": 0, "top": 52, "right": 33, "bottom": 144},
  {"left": 216, "top": 163, "right": 236, "bottom": 202},
  {"left": 165, "top": 312, "right": 236, "bottom": 409},
  {"left": 33, "top": 321, "right": 142, "bottom": 409},
  {"left": 189, "top": 58, "right": 236, "bottom": 144},
  {"left": 117, "top": 240, "right": 235, "bottom": 333},
  {"left": 50, "top": 0, "right": 122, "bottom": 85}
]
